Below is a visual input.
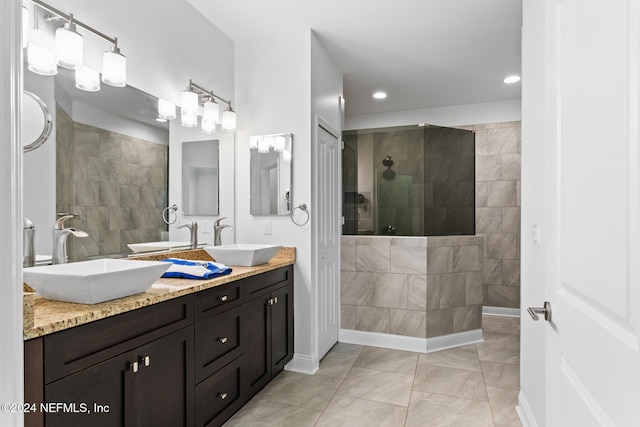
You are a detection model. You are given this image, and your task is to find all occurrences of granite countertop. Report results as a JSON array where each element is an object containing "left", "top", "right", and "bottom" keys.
[{"left": 23, "top": 247, "right": 296, "bottom": 340}]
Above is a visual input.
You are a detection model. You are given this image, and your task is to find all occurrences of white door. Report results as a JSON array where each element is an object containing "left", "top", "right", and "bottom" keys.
[
  {"left": 522, "top": 0, "right": 640, "bottom": 425},
  {"left": 313, "top": 116, "right": 340, "bottom": 360}
]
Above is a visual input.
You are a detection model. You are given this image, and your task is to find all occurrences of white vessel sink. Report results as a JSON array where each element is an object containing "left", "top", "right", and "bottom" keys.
[
  {"left": 204, "top": 244, "right": 281, "bottom": 266},
  {"left": 23, "top": 259, "right": 171, "bottom": 304},
  {"left": 127, "top": 241, "right": 195, "bottom": 253}
]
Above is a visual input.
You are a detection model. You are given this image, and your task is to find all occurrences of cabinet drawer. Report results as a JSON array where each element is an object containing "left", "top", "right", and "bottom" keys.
[
  {"left": 196, "top": 281, "right": 244, "bottom": 321},
  {"left": 195, "top": 306, "right": 244, "bottom": 383},
  {"left": 244, "top": 266, "right": 292, "bottom": 300},
  {"left": 196, "top": 355, "right": 245, "bottom": 427},
  {"left": 44, "top": 294, "right": 194, "bottom": 384}
]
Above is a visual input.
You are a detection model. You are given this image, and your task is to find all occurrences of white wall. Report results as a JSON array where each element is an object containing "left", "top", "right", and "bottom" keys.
[
  {"left": 36, "top": 0, "right": 234, "bottom": 107},
  {"left": 1, "top": 0, "right": 23, "bottom": 424},
  {"left": 519, "top": 0, "right": 546, "bottom": 424},
  {"left": 235, "top": 29, "right": 318, "bottom": 369},
  {"left": 233, "top": 30, "right": 342, "bottom": 372},
  {"left": 345, "top": 99, "right": 521, "bottom": 130},
  {"left": 311, "top": 32, "right": 343, "bottom": 131}
]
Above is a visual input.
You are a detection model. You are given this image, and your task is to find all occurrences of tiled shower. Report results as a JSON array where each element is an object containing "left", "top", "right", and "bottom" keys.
[{"left": 340, "top": 121, "right": 521, "bottom": 343}]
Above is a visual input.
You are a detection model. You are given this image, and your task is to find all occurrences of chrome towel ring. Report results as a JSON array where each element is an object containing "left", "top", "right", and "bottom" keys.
[
  {"left": 162, "top": 204, "right": 179, "bottom": 225},
  {"left": 290, "top": 203, "right": 310, "bottom": 226}
]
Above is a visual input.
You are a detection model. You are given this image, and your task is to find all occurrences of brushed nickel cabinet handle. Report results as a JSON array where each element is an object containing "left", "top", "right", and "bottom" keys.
[
  {"left": 220, "top": 295, "right": 228, "bottom": 302},
  {"left": 219, "top": 337, "right": 228, "bottom": 344},
  {"left": 219, "top": 392, "right": 228, "bottom": 400}
]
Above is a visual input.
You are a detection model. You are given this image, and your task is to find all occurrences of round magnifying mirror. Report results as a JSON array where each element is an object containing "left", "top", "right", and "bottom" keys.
[{"left": 22, "top": 90, "right": 52, "bottom": 153}]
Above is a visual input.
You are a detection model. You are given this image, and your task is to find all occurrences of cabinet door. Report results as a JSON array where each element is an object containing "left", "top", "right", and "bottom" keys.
[
  {"left": 244, "top": 295, "right": 271, "bottom": 398},
  {"left": 137, "top": 327, "right": 194, "bottom": 427},
  {"left": 271, "top": 284, "right": 294, "bottom": 375},
  {"left": 44, "top": 349, "right": 136, "bottom": 427}
]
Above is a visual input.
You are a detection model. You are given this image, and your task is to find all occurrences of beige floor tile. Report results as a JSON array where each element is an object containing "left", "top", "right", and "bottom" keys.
[
  {"left": 317, "top": 350, "right": 359, "bottom": 379},
  {"left": 486, "top": 387, "right": 522, "bottom": 426},
  {"left": 337, "top": 366, "right": 414, "bottom": 407},
  {"left": 224, "top": 399, "right": 321, "bottom": 427},
  {"left": 315, "top": 394, "right": 407, "bottom": 427},
  {"left": 419, "top": 344, "right": 481, "bottom": 371},
  {"left": 482, "top": 315, "right": 521, "bottom": 335},
  {"left": 480, "top": 361, "right": 520, "bottom": 391},
  {"left": 256, "top": 370, "right": 343, "bottom": 411},
  {"left": 405, "top": 391, "right": 493, "bottom": 427},
  {"left": 476, "top": 331, "right": 520, "bottom": 365},
  {"left": 329, "top": 342, "right": 364, "bottom": 355},
  {"left": 413, "top": 364, "right": 488, "bottom": 401},
  {"left": 353, "top": 346, "right": 419, "bottom": 375}
]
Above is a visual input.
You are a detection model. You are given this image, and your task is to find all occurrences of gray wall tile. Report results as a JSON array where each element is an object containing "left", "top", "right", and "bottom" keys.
[
  {"left": 372, "top": 274, "right": 408, "bottom": 309},
  {"left": 356, "top": 306, "right": 390, "bottom": 333},
  {"left": 341, "top": 305, "right": 356, "bottom": 329},
  {"left": 426, "top": 309, "right": 453, "bottom": 338},
  {"left": 390, "top": 309, "right": 427, "bottom": 338},
  {"left": 453, "top": 305, "right": 482, "bottom": 333}
]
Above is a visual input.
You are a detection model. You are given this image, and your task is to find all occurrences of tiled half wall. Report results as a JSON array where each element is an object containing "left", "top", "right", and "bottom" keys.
[{"left": 340, "top": 235, "right": 483, "bottom": 339}]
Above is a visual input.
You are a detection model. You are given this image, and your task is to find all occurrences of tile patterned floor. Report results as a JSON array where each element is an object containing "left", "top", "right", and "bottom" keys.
[{"left": 224, "top": 315, "right": 522, "bottom": 427}]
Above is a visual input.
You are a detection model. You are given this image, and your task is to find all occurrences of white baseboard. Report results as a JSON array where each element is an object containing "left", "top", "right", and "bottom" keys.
[
  {"left": 284, "top": 353, "right": 319, "bottom": 375},
  {"left": 426, "top": 329, "right": 483, "bottom": 352},
  {"left": 516, "top": 391, "right": 539, "bottom": 427},
  {"left": 338, "top": 329, "right": 483, "bottom": 354},
  {"left": 483, "top": 306, "right": 521, "bottom": 317},
  {"left": 340, "top": 329, "right": 428, "bottom": 353}
]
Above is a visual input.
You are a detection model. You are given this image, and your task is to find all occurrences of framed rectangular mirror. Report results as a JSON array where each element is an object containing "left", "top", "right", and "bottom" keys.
[
  {"left": 182, "top": 139, "right": 219, "bottom": 216},
  {"left": 249, "top": 134, "right": 292, "bottom": 216}
]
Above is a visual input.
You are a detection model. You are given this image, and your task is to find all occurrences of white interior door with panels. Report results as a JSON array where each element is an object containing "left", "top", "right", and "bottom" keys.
[
  {"left": 522, "top": 0, "right": 640, "bottom": 425},
  {"left": 313, "top": 116, "right": 340, "bottom": 360}
]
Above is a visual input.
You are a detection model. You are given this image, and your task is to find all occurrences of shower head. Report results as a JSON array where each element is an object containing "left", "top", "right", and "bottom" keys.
[{"left": 382, "top": 154, "right": 394, "bottom": 167}]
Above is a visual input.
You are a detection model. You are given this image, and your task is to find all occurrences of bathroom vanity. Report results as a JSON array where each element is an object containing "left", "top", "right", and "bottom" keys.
[{"left": 23, "top": 248, "right": 295, "bottom": 427}]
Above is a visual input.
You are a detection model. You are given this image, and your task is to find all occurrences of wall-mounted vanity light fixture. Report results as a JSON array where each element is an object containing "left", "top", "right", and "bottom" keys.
[
  {"left": 249, "top": 133, "right": 292, "bottom": 162},
  {"left": 160, "top": 79, "right": 236, "bottom": 133},
  {"left": 25, "top": 0, "right": 127, "bottom": 90}
]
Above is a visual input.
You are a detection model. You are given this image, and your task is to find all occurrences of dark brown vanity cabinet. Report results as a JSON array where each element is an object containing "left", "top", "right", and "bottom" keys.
[
  {"left": 45, "top": 326, "right": 194, "bottom": 427},
  {"left": 26, "top": 295, "right": 195, "bottom": 427},
  {"left": 244, "top": 268, "right": 294, "bottom": 399},
  {"left": 24, "top": 265, "right": 294, "bottom": 427},
  {"left": 194, "top": 265, "right": 294, "bottom": 426}
]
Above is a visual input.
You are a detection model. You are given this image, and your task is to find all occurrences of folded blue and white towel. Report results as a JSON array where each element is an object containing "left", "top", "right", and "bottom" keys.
[{"left": 160, "top": 258, "right": 232, "bottom": 280}]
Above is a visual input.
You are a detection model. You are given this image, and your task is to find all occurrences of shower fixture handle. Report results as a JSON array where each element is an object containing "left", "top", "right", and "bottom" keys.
[{"left": 527, "top": 301, "right": 552, "bottom": 322}]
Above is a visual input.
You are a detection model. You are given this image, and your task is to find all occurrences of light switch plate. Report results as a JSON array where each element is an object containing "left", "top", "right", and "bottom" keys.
[
  {"left": 533, "top": 223, "right": 540, "bottom": 245},
  {"left": 263, "top": 220, "right": 271, "bottom": 235}
]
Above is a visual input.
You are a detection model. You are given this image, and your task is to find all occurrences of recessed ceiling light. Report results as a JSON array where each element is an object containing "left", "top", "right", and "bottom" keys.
[
  {"left": 373, "top": 91, "right": 387, "bottom": 99},
  {"left": 503, "top": 75, "right": 521, "bottom": 84}
]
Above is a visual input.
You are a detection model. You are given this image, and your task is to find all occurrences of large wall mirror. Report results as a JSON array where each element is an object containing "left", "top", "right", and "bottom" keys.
[
  {"left": 249, "top": 134, "right": 292, "bottom": 216},
  {"left": 23, "top": 67, "right": 226, "bottom": 261},
  {"left": 24, "top": 68, "right": 172, "bottom": 261}
]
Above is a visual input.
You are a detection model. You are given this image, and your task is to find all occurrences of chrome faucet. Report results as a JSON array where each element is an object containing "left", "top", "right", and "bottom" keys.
[
  {"left": 52, "top": 214, "right": 88, "bottom": 264},
  {"left": 177, "top": 219, "right": 198, "bottom": 249},
  {"left": 23, "top": 217, "right": 35, "bottom": 268},
  {"left": 213, "top": 217, "right": 232, "bottom": 246}
]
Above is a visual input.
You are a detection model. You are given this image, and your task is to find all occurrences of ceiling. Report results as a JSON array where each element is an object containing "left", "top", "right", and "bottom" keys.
[{"left": 186, "top": 0, "right": 522, "bottom": 117}]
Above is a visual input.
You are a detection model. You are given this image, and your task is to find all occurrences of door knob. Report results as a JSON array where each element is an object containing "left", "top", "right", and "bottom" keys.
[{"left": 527, "top": 301, "right": 552, "bottom": 322}]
